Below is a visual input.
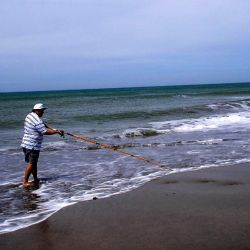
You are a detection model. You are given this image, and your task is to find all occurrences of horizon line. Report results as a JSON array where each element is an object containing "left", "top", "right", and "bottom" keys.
[{"left": 0, "top": 81, "right": 249, "bottom": 94}]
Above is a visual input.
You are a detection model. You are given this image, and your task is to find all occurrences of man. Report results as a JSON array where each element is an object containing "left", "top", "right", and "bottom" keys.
[{"left": 21, "top": 103, "right": 64, "bottom": 186}]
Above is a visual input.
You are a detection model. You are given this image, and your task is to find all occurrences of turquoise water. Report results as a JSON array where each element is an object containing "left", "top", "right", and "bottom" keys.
[{"left": 0, "top": 82, "right": 250, "bottom": 233}]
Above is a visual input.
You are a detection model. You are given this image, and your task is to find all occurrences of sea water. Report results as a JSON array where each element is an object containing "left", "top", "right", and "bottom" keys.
[{"left": 0, "top": 82, "right": 250, "bottom": 233}]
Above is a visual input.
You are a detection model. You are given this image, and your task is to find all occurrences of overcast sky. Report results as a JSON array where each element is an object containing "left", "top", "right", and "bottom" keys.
[{"left": 0, "top": 0, "right": 250, "bottom": 92}]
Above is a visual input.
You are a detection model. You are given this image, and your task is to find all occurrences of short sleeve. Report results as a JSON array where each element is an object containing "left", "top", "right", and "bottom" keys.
[{"left": 35, "top": 122, "right": 47, "bottom": 134}]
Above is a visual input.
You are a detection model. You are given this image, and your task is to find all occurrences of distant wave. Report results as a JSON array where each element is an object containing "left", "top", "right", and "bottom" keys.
[
  {"left": 70, "top": 99, "right": 250, "bottom": 123},
  {"left": 151, "top": 111, "right": 250, "bottom": 133},
  {"left": 122, "top": 128, "right": 161, "bottom": 137}
]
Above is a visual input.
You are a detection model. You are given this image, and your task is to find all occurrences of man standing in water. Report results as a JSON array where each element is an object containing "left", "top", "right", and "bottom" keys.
[{"left": 21, "top": 103, "right": 64, "bottom": 186}]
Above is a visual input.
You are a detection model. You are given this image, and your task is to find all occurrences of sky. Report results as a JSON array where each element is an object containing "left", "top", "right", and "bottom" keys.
[{"left": 0, "top": 0, "right": 250, "bottom": 92}]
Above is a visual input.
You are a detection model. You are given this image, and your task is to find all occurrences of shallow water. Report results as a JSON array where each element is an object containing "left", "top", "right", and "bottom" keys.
[{"left": 0, "top": 82, "right": 250, "bottom": 233}]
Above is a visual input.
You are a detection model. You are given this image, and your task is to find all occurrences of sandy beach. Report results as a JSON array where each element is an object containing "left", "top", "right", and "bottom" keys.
[{"left": 1, "top": 163, "right": 250, "bottom": 250}]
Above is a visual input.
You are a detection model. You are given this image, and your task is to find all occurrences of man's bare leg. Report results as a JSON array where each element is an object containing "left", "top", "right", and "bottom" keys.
[
  {"left": 23, "top": 163, "right": 33, "bottom": 186},
  {"left": 32, "top": 163, "right": 40, "bottom": 183}
]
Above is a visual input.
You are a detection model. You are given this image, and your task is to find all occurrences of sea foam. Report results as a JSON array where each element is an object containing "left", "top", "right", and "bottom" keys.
[{"left": 150, "top": 111, "right": 250, "bottom": 133}]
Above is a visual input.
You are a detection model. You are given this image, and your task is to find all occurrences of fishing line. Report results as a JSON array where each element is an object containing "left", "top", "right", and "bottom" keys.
[{"left": 66, "top": 132, "right": 171, "bottom": 170}]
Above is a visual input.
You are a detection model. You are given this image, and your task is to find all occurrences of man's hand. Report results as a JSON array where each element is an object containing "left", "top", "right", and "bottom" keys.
[{"left": 56, "top": 130, "right": 64, "bottom": 137}]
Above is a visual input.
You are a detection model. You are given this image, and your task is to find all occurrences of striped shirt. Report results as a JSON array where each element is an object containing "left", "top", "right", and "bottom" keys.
[{"left": 21, "top": 112, "right": 47, "bottom": 150}]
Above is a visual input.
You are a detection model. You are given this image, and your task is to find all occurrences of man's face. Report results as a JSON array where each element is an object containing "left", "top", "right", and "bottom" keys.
[{"left": 36, "top": 109, "right": 45, "bottom": 117}]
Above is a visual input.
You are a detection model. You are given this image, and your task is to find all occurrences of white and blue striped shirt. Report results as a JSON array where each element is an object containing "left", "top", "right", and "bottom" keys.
[{"left": 21, "top": 112, "right": 47, "bottom": 150}]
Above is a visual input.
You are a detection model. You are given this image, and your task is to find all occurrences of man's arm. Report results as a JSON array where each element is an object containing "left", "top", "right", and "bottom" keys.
[
  {"left": 44, "top": 128, "right": 63, "bottom": 135},
  {"left": 44, "top": 123, "right": 64, "bottom": 136}
]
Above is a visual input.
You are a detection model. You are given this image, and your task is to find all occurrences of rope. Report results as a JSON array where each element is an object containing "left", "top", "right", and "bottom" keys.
[{"left": 66, "top": 132, "right": 171, "bottom": 170}]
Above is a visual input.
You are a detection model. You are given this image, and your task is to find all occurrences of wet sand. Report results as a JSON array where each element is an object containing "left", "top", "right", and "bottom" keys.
[{"left": 1, "top": 163, "right": 250, "bottom": 250}]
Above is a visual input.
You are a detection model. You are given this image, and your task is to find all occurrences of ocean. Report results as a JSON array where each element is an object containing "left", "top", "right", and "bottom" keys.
[{"left": 0, "top": 82, "right": 250, "bottom": 234}]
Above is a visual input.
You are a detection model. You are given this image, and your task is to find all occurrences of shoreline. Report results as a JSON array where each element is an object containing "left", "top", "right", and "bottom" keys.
[
  {"left": 0, "top": 163, "right": 234, "bottom": 235},
  {"left": 1, "top": 163, "right": 250, "bottom": 249}
]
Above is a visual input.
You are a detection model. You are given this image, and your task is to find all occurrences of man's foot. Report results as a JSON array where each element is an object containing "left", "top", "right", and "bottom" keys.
[
  {"left": 22, "top": 182, "right": 33, "bottom": 187},
  {"left": 34, "top": 178, "right": 40, "bottom": 184}
]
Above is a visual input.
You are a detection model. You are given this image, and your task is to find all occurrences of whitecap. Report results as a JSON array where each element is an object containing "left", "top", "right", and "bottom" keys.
[
  {"left": 150, "top": 111, "right": 250, "bottom": 133},
  {"left": 122, "top": 128, "right": 161, "bottom": 137}
]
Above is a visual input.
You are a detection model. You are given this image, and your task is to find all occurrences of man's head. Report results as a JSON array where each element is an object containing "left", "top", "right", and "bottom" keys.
[{"left": 32, "top": 103, "right": 47, "bottom": 117}]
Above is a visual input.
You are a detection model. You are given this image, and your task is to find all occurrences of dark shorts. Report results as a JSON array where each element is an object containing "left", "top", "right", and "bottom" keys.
[{"left": 23, "top": 148, "right": 40, "bottom": 165}]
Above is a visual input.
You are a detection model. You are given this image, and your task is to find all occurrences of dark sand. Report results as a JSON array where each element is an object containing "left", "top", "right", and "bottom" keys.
[{"left": 1, "top": 164, "right": 250, "bottom": 250}]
